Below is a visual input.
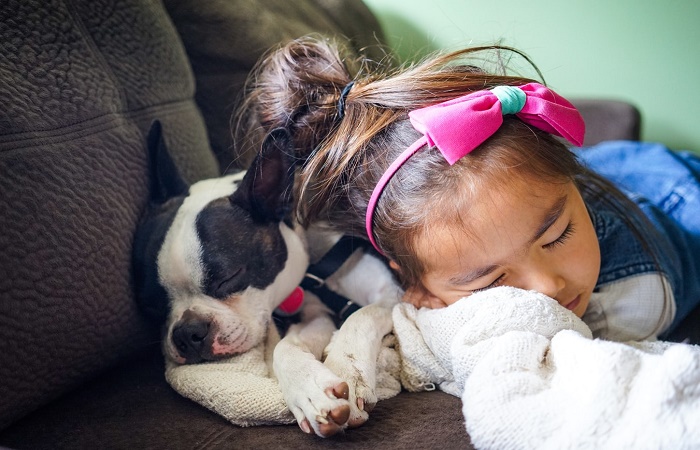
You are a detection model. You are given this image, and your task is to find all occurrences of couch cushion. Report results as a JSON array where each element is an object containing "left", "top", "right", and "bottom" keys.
[
  {"left": 571, "top": 99, "right": 641, "bottom": 145},
  {"left": 163, "top": 0, "right": 386, "bottom": 171},
  {"left": 0, "top": 345, "right": 472, "bottom": 449},
  {"left": 0, "top": 0, "right": 219, "bottom": 429}
]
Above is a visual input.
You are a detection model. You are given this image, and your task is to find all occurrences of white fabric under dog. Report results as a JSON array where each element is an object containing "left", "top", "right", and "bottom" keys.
[
  {"left": 392, "top": 286, "right": 700, "bottom": 450},
  {"left": 166, "top": 341, "right": 295, "bottom": 426},
  {"left": 165, "top": 324, "right": 402, "bottom": 427}
]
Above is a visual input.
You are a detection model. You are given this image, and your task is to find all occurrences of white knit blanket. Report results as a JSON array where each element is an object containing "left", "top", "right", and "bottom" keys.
[
  {"left": 165, "top": 323, "right": 402, "bottom": 427},
  {"left": 166, "top": 341, "right": 295, "bottom": 426},
  {"left": 393, "top": 286, "right": 700, "bottom": 450}
]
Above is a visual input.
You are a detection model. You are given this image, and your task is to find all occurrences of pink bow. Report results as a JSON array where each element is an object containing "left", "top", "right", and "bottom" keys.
[
  {"left": 409, "top": 82, "right": 585, "bottom": 164},
  {"left": 366, "top": 82, "right": 585, "bottom": 253}
]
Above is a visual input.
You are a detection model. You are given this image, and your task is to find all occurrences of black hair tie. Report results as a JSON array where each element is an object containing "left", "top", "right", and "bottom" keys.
[{"left": 336, "top": 81, "right": 355, "bottom": 120}]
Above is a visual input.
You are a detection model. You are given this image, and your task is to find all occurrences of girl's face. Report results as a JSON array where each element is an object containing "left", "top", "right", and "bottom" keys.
[{"left": 410, "top": 176, "right": 600, "bottom": 318}]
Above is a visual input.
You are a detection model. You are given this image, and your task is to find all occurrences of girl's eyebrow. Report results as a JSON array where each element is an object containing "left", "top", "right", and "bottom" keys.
[
  {"left": 448, "top": 194, "right": 568, "bottom": 286},
  {"left": 449, "top": 264, "right": 500, "bottom": 286}
]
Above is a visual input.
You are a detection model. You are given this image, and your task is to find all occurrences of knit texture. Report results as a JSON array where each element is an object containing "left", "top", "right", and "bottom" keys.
[
  {"left": 166, "top": 342, "right": 294, "bottom": 426},
  {"left": 393, "top": 286, "right": 700, "bottom": 449},
  {"left": 165, "top": 323, "right": 402, "bottom": 426}
]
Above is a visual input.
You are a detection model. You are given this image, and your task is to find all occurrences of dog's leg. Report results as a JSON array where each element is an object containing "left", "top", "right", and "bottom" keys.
[
  {"left": 274, "top": 293, "right": 352, "bottom": 437},
  {"left": 323, "top": 301, "right": 394, "bottom": 428}
]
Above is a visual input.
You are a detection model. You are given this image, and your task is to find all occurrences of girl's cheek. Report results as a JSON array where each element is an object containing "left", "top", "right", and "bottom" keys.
[
  {"left": 402, "top": 286, "right": 449, "bottom": 309},
  {"left": 428, "top": 295, "right": 450, "bottom": 309},
  {"left": 401, "top": 287, "right": 426, "bottom": 307}
]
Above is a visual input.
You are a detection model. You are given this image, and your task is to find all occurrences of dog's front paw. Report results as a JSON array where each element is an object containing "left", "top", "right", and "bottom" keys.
[
  {"left": 323, "top": 350, "right": 378, "bottom": 428},
  {"left": 277, "top": 352, "right": 354, "bottom": 437},
  {"left": 321, "top": 304, "right": 396, "bottom": 428},
  {"left": 295, "top": 381, "right": 352, "bottom": 437},
  {"left": 285, "top": 370, "right": 352, "bottom": 437}
]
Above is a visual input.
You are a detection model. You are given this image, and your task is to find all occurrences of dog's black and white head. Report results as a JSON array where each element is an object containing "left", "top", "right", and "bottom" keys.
[{"left": 133, "top": 122, "right": 308, "bottom": 364}]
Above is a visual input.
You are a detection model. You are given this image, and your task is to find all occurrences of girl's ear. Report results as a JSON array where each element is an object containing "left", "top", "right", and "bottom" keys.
[{"left": 389, "top": 260, "right": 402, "bottom": 273}]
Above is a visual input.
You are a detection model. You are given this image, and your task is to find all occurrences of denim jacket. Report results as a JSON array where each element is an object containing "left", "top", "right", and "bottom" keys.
[{"left": 576, "top": 141, "right": 700, "bottom": 334}]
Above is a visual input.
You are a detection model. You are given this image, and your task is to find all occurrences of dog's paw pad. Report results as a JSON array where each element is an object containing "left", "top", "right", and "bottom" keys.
[
  {"left": 329, "top": 403, "right": 350, "bottom": 426},
  {"left": 325, "top": 382, "right": 349, "bottom": 400},
  {"left": 344, "top": 397, "right": 372, "bottom": 429},
  {"left": 317, "top": 423, "right": 342, "bottom": 437},
  {"left": 346, "top": 413, "right": 368, "bottom": 429},
  {"left": 315, "top": 408, "right": 349, "bottom": 437}
]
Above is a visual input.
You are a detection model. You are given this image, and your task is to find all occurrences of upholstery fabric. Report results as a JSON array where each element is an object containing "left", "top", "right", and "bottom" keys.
[
  {"left": 163, "top": 0, "right": 387, "bottom": 171},
  {"left": 0, "top": 0, "right": 219, "bottom": 429},
  {"left": 0, "top": 345, "right": 471, "bottom": 450},
  {"left": 572, "top": 99, "right": 642, "bottom": 145}
]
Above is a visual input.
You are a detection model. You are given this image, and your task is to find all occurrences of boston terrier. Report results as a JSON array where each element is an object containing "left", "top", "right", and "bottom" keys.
[{"left": 132, "top": 122, "right": 401, "bottom": 437}]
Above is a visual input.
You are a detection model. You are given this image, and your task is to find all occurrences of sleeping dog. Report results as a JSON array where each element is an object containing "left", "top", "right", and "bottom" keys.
[{"left": 132, "top": 122, "right": 401, "bottom": 437}]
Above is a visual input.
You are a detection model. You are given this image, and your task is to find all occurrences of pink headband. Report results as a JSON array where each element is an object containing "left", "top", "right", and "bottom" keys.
[{"left": 365, "top": 82, "right": 586, "bottom": 253}]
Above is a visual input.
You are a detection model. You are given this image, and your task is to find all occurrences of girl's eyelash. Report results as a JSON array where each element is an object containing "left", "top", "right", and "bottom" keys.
[
  {"left": 471, "top": 221, "right": 575, "bottom": 294},
  {"left": 471, "top": 274, "right": 506, "bottom": 293},
  {"left": 544, "top": 221, "right": 575, "bottom": 250}
]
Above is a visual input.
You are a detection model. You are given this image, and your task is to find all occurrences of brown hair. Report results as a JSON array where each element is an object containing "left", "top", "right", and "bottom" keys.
[{"left": 235, "top": 35, "right": 666, "bottom": 290}]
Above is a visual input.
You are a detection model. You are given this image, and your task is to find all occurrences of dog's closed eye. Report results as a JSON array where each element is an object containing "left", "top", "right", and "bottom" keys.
[{"left": 210, "top": 267, "right": 248, "bottom": 299}]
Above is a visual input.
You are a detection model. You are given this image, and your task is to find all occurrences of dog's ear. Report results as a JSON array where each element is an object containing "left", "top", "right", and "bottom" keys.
[
  {"left": 146, "top": 120, "right": 189, "bottom": 204},
  {"left": 132, "top": 208, "right": 175, "bottom": 324},
  {"left": 231, "top": 128, "right": 296, "bottom": 222}
]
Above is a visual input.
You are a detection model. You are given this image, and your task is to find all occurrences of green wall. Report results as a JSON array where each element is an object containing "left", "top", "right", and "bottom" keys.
[{"left": 363, "top": 0, "right": 700, "bottom": 152}]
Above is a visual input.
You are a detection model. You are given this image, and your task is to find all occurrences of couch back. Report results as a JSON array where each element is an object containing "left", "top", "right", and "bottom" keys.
[
  {"left": 0, "top": 0, "right": 384, "bottom": 430},
  {"left": 163, "top": 0, "right": 388, "bottom": 171},
  {"left": 0, "top": 0, "right": 219, "bottom": 429}
]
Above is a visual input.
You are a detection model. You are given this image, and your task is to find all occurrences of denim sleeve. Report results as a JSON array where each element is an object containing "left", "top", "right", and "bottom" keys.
[
  {"left": 575, "top": 141, "right": 700, "bottom": 235},
  {"left": 575, "top": 141, "right": 700, "bottom": 331}
]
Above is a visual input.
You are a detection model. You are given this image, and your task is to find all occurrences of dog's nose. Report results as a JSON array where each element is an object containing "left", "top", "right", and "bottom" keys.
[{"left": 172, "top": 319, "right": 210, "bottom": 362}]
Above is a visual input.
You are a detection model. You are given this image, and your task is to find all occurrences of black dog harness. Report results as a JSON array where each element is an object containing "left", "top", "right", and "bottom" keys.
[
  {"left": 273, "top": 236, "right": 375, "bottom": 332},
  {"left": 301, "top": 235, "right": 368, "bottom": 323}
]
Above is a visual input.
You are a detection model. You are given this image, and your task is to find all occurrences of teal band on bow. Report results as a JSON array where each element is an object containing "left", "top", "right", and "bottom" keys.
[{"left": 491, "top": 86, "right": 526, "bottom": 115}]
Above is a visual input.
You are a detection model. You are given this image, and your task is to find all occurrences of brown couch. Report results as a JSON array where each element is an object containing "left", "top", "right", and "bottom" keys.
[{"left": 1, "top": 1, "right": 698, "bottom": 449}]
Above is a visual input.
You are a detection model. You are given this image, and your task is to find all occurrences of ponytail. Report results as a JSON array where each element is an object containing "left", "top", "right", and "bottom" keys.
[{"left": 234, "top": 35, "right": 371, "bottom": 161}]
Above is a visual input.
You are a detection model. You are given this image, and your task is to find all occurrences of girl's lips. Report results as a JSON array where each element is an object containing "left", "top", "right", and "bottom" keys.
[{"left": 564, "top": 295, "right": 581, "bottom": 311}]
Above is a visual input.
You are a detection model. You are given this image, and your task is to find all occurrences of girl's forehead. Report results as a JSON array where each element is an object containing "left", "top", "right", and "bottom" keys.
[
  {"left": 416, "top": 176, "right": 572, "bottom": 266},
  {"left": 436, "top": 170, "right": 568, "bottom": 223}
]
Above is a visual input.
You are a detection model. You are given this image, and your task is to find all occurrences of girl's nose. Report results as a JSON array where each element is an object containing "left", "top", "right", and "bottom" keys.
[{"left": 522, "top": 264, "right": 566, "bottom": 301}]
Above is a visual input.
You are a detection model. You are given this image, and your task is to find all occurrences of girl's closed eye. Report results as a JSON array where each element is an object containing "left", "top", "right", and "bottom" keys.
[
  {"left": 471, "top": 222, "right": 575, "bottom": 293},
  {"left": 544, "top": 221, "right": 575, "bottom": 250},
  {"left": 471, "top": 273, "right": 506, "bottom": 293}
]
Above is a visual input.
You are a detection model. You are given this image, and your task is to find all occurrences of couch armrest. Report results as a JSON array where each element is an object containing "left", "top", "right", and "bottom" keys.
[{"left": 571, "top": 99, "right": 642, "bottom": 146}]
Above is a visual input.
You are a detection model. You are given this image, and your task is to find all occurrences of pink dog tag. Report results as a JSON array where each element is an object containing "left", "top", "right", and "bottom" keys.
[{"left": 276, "top": 286, "right": 304, "bottom": 315}]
